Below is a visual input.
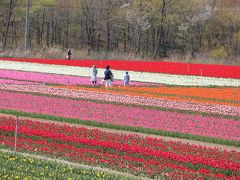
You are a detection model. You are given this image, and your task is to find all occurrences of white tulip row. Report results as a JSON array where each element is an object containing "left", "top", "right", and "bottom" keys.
[{"left": 1, "top": 60, "right": 240, "bottom": 87}]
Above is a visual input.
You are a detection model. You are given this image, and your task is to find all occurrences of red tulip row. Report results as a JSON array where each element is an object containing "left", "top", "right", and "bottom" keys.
[
  {"left": 1, "top": 116, "right": 239, "bottom": 162},
  {"left": 0, "top": 116, "right": 239, "bottom": 179},
  {"left": 1, "top": 58, "right": 240, "bottom": 79},
  {"left": 2, "top": 116, "right": 240, "bottom": 161}
]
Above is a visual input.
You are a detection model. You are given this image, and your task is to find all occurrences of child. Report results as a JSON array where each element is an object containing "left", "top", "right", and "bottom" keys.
[{"left": 123, "top": 72, "right": 130, "bottom": 87}]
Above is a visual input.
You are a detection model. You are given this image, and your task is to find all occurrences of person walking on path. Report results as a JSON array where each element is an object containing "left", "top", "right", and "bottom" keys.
[
  {"left": 91, "top": 65, "right": 98, "bottom": 84},
  {"left": 67, "top": 48, "right": 72, "bottom": 60},
  {"left": 123, "top": 71, "right": 130, "bottom": 87},
  {"left": 104, "top": 65, "right": 113, "bottom": 88}
]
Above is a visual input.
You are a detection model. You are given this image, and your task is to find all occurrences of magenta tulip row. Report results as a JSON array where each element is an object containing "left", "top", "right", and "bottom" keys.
[
  {"left": 0, "top": 82, "right": 239, "bottom": 117},
  {"left": 0, "top": 91, "right": 239, "bottom": 141},
  {"left": 0, "top": 69, "right": 159, "bottom": 86}
]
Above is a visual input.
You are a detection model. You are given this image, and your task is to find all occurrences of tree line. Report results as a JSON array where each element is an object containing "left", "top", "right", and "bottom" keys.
[{"left": 0, "top": 0, "right": 240, "bottom": 61}]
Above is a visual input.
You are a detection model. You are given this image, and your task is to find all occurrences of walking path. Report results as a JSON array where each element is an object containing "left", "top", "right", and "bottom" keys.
[{"left": 1, "top": 113, "right": 239, "bottom": 152}]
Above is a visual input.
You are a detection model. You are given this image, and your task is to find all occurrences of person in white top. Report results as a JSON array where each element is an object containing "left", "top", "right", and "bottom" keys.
[{"left": 91, "top": 65, "right": 98, "bottom": 84}]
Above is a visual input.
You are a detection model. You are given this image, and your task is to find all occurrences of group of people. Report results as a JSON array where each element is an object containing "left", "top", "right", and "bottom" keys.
[
  {"left": 66, "top": 48, "right": 130, "bottom": 87},
  {"left": 91, "top": 65, "right": 130, "bottom": 88}
]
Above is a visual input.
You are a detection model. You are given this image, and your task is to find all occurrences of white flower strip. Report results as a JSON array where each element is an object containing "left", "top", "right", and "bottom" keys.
[
  {"left": 0, "top": 83, "right": 239, "bottom": 117},
  {"left": 0, "top": 60, "right": 240, "bottom": 87}
]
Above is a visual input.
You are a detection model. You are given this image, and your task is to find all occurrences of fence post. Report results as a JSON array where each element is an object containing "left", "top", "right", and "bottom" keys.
[
  {"left": 14, "top": 115, "right": 19, "bottom": 155},
  {"left": 232, "top": 81, "right": 239, "bottom": 118},
  {"left": 199, "top": 68, "right": 203, "bottom": 86}
]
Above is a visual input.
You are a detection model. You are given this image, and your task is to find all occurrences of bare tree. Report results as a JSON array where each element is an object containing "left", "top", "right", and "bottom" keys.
[
  {"left": 178, "top": 5, "right": 213, "bottom": 58},
  {"left": 153, "top": 0, "right": 174, "bottom": 59},
  {"left": 2, "top": 0, "right": 14, "bottom": 49},
  {"left": 125, "top": 1, "right": 150, "bottom": 55}
]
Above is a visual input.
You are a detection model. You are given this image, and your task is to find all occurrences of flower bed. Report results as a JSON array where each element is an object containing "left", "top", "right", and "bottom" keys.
[
  {"left": 1, "top": 82, "right": 239, "bottom": 117},
  {"left": 1, "top": 60, "right": 240, "bottom": 86},
  {"left": 0, "top": 79, "right": 40, "bottom": 85},
  {"left": 120, "top": 86, "right": 240, "bottom": 102},
  {"left": 0, "top": 69, "right": 158, "bottom": 86},
  {"left": 1, "top": 58, "right": 240, "bottom": 79},
  {"left": 0, "top": 91, "right": 239, "bottom": 142},
  {"left": 0, "top": 116, "right": 239, "bottom": 179},
  {"left": 1, "top": 58, "right": 240, "bottom": 178}
]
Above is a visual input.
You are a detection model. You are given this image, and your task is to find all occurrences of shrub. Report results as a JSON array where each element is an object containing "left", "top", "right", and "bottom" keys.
[{"left": 210, "top": 47, "right": 228, "bottom": 59}]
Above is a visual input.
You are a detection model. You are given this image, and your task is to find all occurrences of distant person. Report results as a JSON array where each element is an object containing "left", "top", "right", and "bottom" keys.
[
  {"left": 123, "top": 72, "right": 130, "bottom": 87},
  {"left": 91, "top": 65, "right": 98, "bottom": 84},
  {"left": 104, "top": 65, "right": 113, "bottom": 88},
  {"left": 67, "top": 48, "right": 72, "bottom": 60}
]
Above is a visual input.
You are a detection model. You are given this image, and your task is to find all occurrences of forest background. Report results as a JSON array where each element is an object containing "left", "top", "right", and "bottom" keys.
[{"left": 0, "top": 0, "right": 240, "bottom": 65}]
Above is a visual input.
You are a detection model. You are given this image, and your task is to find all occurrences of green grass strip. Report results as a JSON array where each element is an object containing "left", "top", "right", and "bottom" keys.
[{"left": 0, "top": 109, "right": 239, "bottom": 147}]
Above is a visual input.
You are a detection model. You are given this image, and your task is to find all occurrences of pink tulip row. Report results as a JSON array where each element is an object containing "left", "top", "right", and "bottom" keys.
[
  {"left": 0, "top": 91, "right": 239, "bottom": 141},
  {"left": 0, "top": 69, "right": 159, "bottom": 86},
  {"left": 0, "top": 79, "right": 40, "bottom": 85},
  {"left": 0, "top": 82, "right": 239, "bottom": 117}
]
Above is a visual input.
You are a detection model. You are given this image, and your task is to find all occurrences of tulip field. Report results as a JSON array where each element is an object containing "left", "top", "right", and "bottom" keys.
[{"left": 0, "top": 58, "right": 240, "bottom": 179}]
